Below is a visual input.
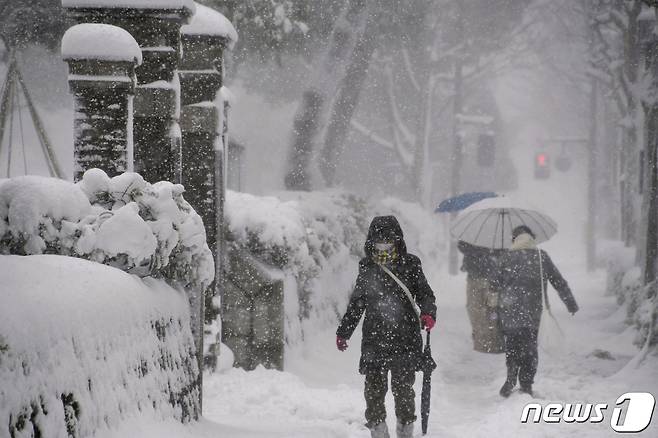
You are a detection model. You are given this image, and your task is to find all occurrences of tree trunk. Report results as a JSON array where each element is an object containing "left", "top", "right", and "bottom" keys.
[
  {"left": 284, "top": 0, "right": 369, "bottom": 190},
  {"left": 645, "top": 105, "right": 658, "bottom": 284},
  {"left": 319, "top": 6, "right": 378, "bottom": 187},
  {"left": 643, "top": 7, "right": 658, "bottom": 284}
]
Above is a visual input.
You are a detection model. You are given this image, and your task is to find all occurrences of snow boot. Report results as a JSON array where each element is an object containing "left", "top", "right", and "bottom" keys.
[
  {"left": 370, "top": 421, "right": 390, "bottom": 438},
  {"left": 519, "top": 384, "right": 533, "bottom": 397},
  {"left": 499, "top": 381, "right": 515, "bottom": 398},
  {"left": 396, "top": 421, "right": 414, "bottom": 438}
]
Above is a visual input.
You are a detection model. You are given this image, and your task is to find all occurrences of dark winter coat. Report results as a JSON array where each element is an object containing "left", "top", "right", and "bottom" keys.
[
  {"left": 458, "top": 240, "right": 504, "bottom": 280},
  {"left": 494, "top": 248, "right": 578, "bottom": 331},
  {"left": 336, "top": 216, "right": 436, "bottom": 374}
]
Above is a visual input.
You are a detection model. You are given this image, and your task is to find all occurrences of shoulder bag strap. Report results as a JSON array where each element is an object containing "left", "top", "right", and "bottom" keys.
[
  {"left": 538, "top": 248, "right": 565, "bottom": 335},
  {"left": 378, "top": 264, "right": 422, "bottom": 326},
  {"left": 537, "top": 248, "right": 550, "bottom": 311}
]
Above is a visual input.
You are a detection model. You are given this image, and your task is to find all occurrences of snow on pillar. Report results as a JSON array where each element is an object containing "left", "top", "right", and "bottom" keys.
[
  {"left": 62, "top": 23, "right": 141, "bottom": 182},
  {"left": 62, "top": 0, "right": 196, "bottom": 184}
]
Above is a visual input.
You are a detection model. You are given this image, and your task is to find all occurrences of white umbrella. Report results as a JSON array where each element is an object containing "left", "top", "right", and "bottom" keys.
[{"left": 449, "top": 196, "right": 558, "bottom": 249}]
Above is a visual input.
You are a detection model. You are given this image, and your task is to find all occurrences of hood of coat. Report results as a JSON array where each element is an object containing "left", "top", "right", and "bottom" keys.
[{"left": 364, "top": 215, "right": 408, "bottom": 260}]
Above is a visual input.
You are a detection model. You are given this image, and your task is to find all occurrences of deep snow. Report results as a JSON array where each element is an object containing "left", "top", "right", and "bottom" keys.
[
  {"left": 0, "top": 254, "right": 200, "bottom": 437},
  {"left": 92, "top": 258, "right": 658, "bottom": 438}
]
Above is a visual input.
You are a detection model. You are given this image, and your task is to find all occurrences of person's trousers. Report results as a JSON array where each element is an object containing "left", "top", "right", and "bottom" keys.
[
  {"left": 364, "top": 368, "right": 416, "bottom": 427},
  {"left": 503, "top": 328, "right": 539, "bottom": 388}
]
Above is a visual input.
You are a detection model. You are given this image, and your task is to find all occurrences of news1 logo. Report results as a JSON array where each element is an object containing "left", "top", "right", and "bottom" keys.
[{"left": 521, "top": 392, "right": 655, "bottom": 433}]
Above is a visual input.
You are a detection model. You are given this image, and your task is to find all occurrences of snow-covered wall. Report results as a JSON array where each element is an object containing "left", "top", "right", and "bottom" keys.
[
  {"left": 0, "top": 255, "right": 199, "bottom": 438},
  {"left": 0, "top": 171, "right": 215, "bottom": 435},
  {"left": 224, "top": 190, "right": 445, "bottom": 355}
]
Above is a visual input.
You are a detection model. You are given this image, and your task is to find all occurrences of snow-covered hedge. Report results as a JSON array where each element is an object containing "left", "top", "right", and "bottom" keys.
[
  {"left": 224, "top": 190, "right": 444, "bottom": 347},
  {"left": 602, "top": 241, "right": 658, "bottom": 351},
  {"left": 0, "top": 170, "right": 214, "bottom": 289},
  {"left": 0, "top": 255, "right": 200, "bottom": 438}
]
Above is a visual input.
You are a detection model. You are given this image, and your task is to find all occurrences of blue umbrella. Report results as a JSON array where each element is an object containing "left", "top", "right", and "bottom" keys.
[{"left": 435, "top": 192, "right": 498, "bottom": 213}]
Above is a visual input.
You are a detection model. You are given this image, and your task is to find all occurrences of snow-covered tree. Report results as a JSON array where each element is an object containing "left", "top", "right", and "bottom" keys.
[
  {"left": 0, "top": 0, "right": 67, "bottom": 50},
  {"left": 339, "top": 0, "right": 531, "bottom": 206}
]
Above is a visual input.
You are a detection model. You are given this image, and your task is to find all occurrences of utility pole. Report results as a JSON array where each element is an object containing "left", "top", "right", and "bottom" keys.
[
  {"left": 448, "top": 2, "right": 465, "bottom": 276},
  {"left": 587, "top": 78, "right": 598, "bottom": 272}
]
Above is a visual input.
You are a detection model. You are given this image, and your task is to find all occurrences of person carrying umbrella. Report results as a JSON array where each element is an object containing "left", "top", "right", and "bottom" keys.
[
  {"left": 494, "top": 225, "right": 579, "bottom": 397},
  {"left": 336, "top": 216, "right": 437, "bottom": 438}
]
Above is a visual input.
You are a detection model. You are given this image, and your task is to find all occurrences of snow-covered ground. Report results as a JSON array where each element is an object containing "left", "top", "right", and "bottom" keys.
[
  {"left": 100, "top": 253, "right": 657, "bottom": 437},
  {"left": 197, "top": 264, "right": 658, "bottom": 438}
]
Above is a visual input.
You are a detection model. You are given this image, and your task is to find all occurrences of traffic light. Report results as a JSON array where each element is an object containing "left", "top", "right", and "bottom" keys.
[
  {"left": 534, "top": 152, "right": 550, "bottom": 179},
  {"left": 555, "top": 154, "right": 572, "bottom": 172},
  {"left": 477, "top": 133, "right": 495, "bottom": 167}
]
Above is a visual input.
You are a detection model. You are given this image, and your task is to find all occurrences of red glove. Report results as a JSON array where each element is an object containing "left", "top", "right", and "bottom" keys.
[
  {"left": 420, "top": 314, "right": 435, "bottom": 331},
  {"left": 336, "top": 336, "right": 348, "bottom": 351}
]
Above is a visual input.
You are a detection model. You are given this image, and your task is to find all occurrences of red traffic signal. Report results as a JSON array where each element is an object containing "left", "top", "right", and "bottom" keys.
[{"left": 534, "top": 152, "right": 550, "bottom": 179}]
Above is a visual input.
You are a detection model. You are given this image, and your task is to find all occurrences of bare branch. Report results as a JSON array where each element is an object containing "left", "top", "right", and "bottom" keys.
[
  {"left": 401, "top": 48, "right": 420, "bottom": 92},
  {"left": 349, "top": 119, "right": 394, "bottom": 150},
  {"left": 384, "top": 63, "right": 416, "bottom": 146}
]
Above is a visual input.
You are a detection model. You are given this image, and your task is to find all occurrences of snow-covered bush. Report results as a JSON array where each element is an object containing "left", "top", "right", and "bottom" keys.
[
  {"left": 224, "top": 190, "right": 445, "bottom": 348},
  {"left": 0, "top": 171, "right": 214, "bottom": 289},
  {"left": 0, "top": 255, "right": 200, "bottom": 437},
  {"left": 602, "top": 241, "right": 658, "bottom": 351}
]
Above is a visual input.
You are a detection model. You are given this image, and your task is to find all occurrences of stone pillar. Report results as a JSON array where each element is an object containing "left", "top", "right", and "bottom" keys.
[
  {"left": 179, "top": 3, "right": 236, "bottom": 259},
  {"left": 62, "top": 23, "right": 141, "bottom": 181},
  {"left": 63, "top": 0, "right": 195, "bottom": 184},
  {"left": 178, "top": 2, "right": 237, "bottom": 373}
]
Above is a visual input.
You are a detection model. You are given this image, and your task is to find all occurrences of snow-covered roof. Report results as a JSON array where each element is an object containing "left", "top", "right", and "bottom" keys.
[
  {"left": 62, "top": 23, "right": 143, "bottom": 65},
  {"left": 181, "top": 3, "right": 238, "bottom": 49},
  {"left": 62, "top": 0, "right": 196, "bottom": 14}
]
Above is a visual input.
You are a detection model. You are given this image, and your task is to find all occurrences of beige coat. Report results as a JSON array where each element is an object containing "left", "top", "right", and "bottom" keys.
[{"left": 466, "top": 276, "right": 504, "bottom": 353}]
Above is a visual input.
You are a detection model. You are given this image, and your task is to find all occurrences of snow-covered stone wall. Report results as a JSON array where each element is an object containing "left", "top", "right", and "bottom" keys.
[
  {"left": 223, "top": 190, "right": 445, "bottom": 359},
  {"left": 0, "top": 254, "right": 199, "bottom": 438},
  {"left": 0, "top": 171, "right": 215, "bottom": 435}
]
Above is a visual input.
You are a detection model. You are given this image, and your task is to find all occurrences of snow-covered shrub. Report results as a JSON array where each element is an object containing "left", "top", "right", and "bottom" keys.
[
  {"left": 601, "top": 240, "right": 658, "bottom": 351},
  {"left": 634, "top": 282, "right": 658, "bottom": 349},
  {"left": 0, "top": 255, "right": 200, "bottom": 438},
  {"left": 224, "top": 190, "right": 368, "bottom": 347},
  {"left": 224, "top": 190, "right": 445, "bottom": 348},
  {"left": 600, "top": 239, "right": 637, "bottom": 303},
  {"left": 0, "top": 176, "right": 91, "bottom": 255},
  {"left": 0, "top": 171, "right": 214, "bottom": 289}
]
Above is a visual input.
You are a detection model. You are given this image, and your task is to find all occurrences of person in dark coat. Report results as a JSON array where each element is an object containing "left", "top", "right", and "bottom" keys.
[
  {"left": 458, "top": 241, "right": 505, "bottom": 353},
  {"left": 336, "top": 216, "right": 437, "bottom": 438},
  {"left": 494, "top": 225, "right": 579, "bottom": 397}
]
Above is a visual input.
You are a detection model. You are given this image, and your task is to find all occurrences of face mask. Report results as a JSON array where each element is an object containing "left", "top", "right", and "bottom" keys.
[{"left": 373, "top": 242, "right": 397, "bottom": 265}]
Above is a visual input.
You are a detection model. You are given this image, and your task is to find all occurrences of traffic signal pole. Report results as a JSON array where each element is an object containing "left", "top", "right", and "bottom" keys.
[{"left": 448, "top": 5, "right": 464, "bottom": 276}]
